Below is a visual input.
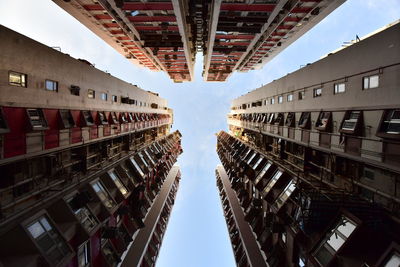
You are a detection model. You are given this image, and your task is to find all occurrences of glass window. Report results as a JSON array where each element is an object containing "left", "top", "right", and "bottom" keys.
[
  {"left": 379, "top": 109, "right": 400, "bottom": 135},
  {"left": 334, "top": 83, "right": 346, "bottom": 94},
  {"left": 278, "top": 95, "right": 283, "bottom": 104},
  {"left": 67, "top": 195, "right": 98, "bottom": 232},
  {"left": 109, "top": 170, "right": 129, "bottom": 196},
  {"left": 9, "top": 71, "right": 27, "bottom": 87},
  {"left": 45, "top": 80, "right": 58, "bottom": 92},
  {"left": 341, "top": 111, "right": 361, "bottom": 132},
  {"left": 130, "top": 157, "right": 145, "bottom": 177},
  {"left": 298, "top": 91, "right": 305, "bottom": 100},
  {"left": 77, "top": 241, "right": 91, "bottom": 267},
  {"left": 263, "top": 170, "right": 283, "bottom": 194},
  {"left": 255, "top": 162, "right": 272, "bottom": 185},
  {"left": 87, "top": 89, "right": 95, "bottom": 99},
  {"left": 313, "top": 88, "right": 322, "bottom": 97},
  {"left": 274, "top": 180, "right": 296, "bottom": 210},
  {"left": 270, "top": 98, "right": 275, "bottom": 105},
  {"left": 101, "top": 92, "right": 107, "bottom": 101},
  {"left": 287, "top": 94, "right": 293, "bottom": 102},
  {"left": 112, "top": 95, "right": 118, "bottom": 102},
  {"left": 363, "top": 75, "right": 379, "bottom": 89},
  {"left": 91, "top": 181, "right": 115, "bottom": 209},
  {"left": 384, "top": 252, "right": 400, "bottom": 267},
  {"left": 314, "top": 216, "right": 357, "bottom": 266},
  {"left": 27, "top": 215, "right": 71, "bottom": 265}
]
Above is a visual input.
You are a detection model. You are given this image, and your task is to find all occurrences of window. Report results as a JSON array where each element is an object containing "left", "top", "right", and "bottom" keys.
[
  {"left": 377, "top": 109, "right": 400, "bottom": 138},
  {"left": 45, "top": 80, "right": 58, "bottom": 92},
  {"left": 255, "top": 162, "right": 272, "bottom": 186},
  {"left": 313, "top": 88, "right": 322, "bottom": 97},
  {"left": 278, "top": 95, "right": 283, "bottom": 104},
  {"left": 267, "top": 113, "right": 275, "bottom": 124},
  {"left": 120, "top": 113, "right": 128, "bottom": 123},
  {"left": 112, "top": 95, "right": 118, "bottom": 102},
  {"left": 340, "top": 111, "right": 362, "bottom": 134},
  {"left": 26, "top": 108, "right": 49, "bottom": 131},
  {"left": 26, "top": 215, "right": 71, "bottom": 265},
  {"left": 298, "top": 91, "right": 305, "bottom": 100},
  {"left": 315, "top": 111, "right": 332, "bottom": 131},
  {"left": 129, "top": 157, "right": 145, "bottom": 178},
  {"left": 363, "top": 75, "right": 379, "bottom": 89},
  {"left": 67, "top": 195, "right": 98, "bottom": 232},
  {"left": 9, "top": 71, "right": 27, "bottom": 87},
  {"left": 87, "top": 89, "right": 95, "bottom": 99},
  {"left": 273, "top": 180, "right": 296, "bottom": 211},
  {"left": 334, "top": 83, "right": 346, "bottom": 94},
  {"left": 274, "top": 113, "right": 284, "bottom": 125},
  {"left": 314, "top": 216, "right": 357, "bottom": 266},
  {"left": 298, "top": 112, "right": 311, "bottom": 129},
  {"left": 101, "top": 92, "right": 108, "bottom": 101},
  {"left": 382, "top": 252, "right": 400, "bottom": 267},
  {"left": 262, "top": 170, "right": 283, "bottom": 195},
  {"left": 98, "top": 111, "right": 109, "bottom": 125},
  {"left": 110, "top": 112, "right": 118, "bottom": 124},
  {"left": 91, "top": 181, "right": 116, "bottom": 209},
  {"left": 81, "top": 110, "right": 94, "bottom": 126},
  {"left": 109, "top": 170, "right": 129, "bottom": 197},
  {"left": 77, "top": 241, "right": 91, "bottom": 267},
  {"left": 59, "top": 109, "right": 75, "bottom": 129},
  {"left": 70, "top": 85, "right": 80, "bottom": 96},
  {"left": 285, "top": 112, "right": 295, "bottom": 127},
  {"left": 287, "top": 94, "right": 293, "bottom": 102},
  {"left": 270, "top": 98, "right": 275, "bottom": 105}
]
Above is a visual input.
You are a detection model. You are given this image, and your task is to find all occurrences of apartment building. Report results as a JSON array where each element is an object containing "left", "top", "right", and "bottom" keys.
[
  {"left": 216, "top": 21, "right": 400, "bottom": 267},
  {"left": 0, "top": 25, "right": 183, "bottom": 267},
  {"left": 52, "top": 0, "right": 345, "bottom": 82}
]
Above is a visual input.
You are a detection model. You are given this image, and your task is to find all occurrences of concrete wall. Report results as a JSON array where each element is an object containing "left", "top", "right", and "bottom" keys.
[{"left": 0, "top": 25, "right": 169, "bottom": 114}]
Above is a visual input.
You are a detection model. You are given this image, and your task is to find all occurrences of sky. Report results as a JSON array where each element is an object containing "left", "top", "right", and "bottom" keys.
[{"left": 0, "top": 0, "right": 399, "bottom": 266}]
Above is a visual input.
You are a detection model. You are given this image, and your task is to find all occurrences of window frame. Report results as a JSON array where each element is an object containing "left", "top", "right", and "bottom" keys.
[
  {"left": 334, "top": 82, "right": 346, "bottom": 94},
  {"left": 285, "top": 112, "right": 296, "bottom": 127},
  {"left": 108, "top": 169, "right": 129, "bottom": 197},
  {"left": 376, "top": 109, "right": 400, "bottom": 139},
  {"left": 100, "top": 92, "right": 108, "bottom": 101},
  {"left": 23, "top": 212, "right": 73, "bottom": 266},
  {"left": 77, "top": 240, "right": 91, "bottom": 267},
  {"left": 59, "top": 109, "right": 76, "bottom": 129},
  {"left": 363, "top": 74, "right": 379, "bottom": 90},
  {"left": 112, "top": 95, "right": 118, "bottom": 102},
  {"left": 9, "top": 71, "right": 27, "bottom": 87},
  {"left": 298, "top": 90, "right": 305, "bottom": 100},
  {"left": 45, "top": 79, "right": 58, "bottom": 92},
  {"left": 26, "top": 108, "right": 49, "bottom": 131},
  {"left": 270, "top": 98, "right": 275, "bottom": 105},
  {"left": 313, "top": 215, "right": 359, "bottom": 267},
  {"left": 87, "top": 89, "right": 95, "bottom": 99},
  {"left": 298, "top": 112, "right": 311, "bottom": 129},
  {"left": 339, "top": 110, "right": 363, "bottom": 135},
  {"left": 278, "top": 95, "right": 283, "bottom": 104},
  {"left": 315, "top": 111, "right": 332, "bottom": 132},
  {"left": 91, "top": 180, "right": 116, "bottom": 210},
  {"left": 313, "top": 88, "right": 322, "bottom": 98},
  {"left": 287, "top": 94, "right": 293, "bottom": 102}
]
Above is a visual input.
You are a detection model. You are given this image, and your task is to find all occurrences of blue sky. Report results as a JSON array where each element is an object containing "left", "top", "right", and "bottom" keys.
[{"left": 0, "top": 0, "right": 399, "bottom": 266}]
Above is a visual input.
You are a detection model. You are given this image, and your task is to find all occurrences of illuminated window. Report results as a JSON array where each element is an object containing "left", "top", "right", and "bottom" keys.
[
  {"left": 9, "top": 71, "right": 27, "bottom": 87},
  {"left": 91, "top": 181, "right": 116, "bottom": 209},
  {"left": 363, "top": 75, "right": 379, "bottom": 89},
  {"left": 314, "top": 216, "right": 357, "bottom": 266},
  {"left": 45, "top": 80, "right": 58, "bottom": 92},
  {"left": 77, "top": 241, "right": 91, "bottom": 267},
  {"left": 334, "top": 83, "right": 346, "bottom": 94},
  {"left": 87, "top": 89, "right": 95, "bottom": 99},
  {"left": 26, "top": 215, "right": 71, "bottom": 265}
]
